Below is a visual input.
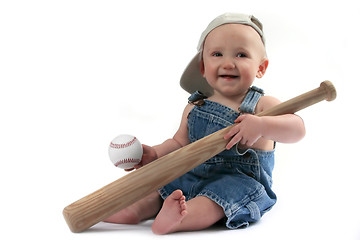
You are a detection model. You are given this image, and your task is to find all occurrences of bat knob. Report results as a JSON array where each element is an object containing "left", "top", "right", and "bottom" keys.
[{"left": 320, "top": 80, "right": 337, "bottom": 101}]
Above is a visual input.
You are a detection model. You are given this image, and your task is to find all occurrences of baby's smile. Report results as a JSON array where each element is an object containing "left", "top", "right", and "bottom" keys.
[{"left": 219, "top": 74, "right": 239, "bottom": 79}]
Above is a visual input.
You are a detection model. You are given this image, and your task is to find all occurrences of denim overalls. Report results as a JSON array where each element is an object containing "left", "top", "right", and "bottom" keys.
[{"left": 159, "top": 87, "right": 277, "bottom": 229}]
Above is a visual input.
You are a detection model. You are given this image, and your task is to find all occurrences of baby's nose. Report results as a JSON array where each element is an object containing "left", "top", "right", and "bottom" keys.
[{"left": 222, "top": 58, "right": 235, "bottom": 69}]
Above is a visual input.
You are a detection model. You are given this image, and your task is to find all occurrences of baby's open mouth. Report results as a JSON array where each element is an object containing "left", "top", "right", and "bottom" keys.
[{"left": 219, "top": 75, "right": 239, "bottom": 78}]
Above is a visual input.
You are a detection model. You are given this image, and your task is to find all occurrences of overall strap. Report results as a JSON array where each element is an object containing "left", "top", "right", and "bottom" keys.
[
  {"left": 188, "top": 90, "right": 207, "bottom": 106},
  {"left": 238, "top": 86, "right": 264, "bottom": 114}
]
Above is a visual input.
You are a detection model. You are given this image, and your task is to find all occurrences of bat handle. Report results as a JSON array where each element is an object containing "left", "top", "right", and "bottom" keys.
[{"left": 256, "top": 81, "right": 336, "bottom": 117}]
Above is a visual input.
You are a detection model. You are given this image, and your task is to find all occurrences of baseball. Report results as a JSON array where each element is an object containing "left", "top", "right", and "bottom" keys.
[{"left": 108, "top": 134, "right": 143, "bottom": 169}]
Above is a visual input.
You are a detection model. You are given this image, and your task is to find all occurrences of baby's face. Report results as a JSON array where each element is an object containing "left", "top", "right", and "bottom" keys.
[{"left": 201, "top": 24, "right": 267, "bottom": 98}]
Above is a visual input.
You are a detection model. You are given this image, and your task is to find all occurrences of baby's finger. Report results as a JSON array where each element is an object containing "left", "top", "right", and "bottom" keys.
[
  {"left": 240, "top": 138, "right": 248, "bottom": 145},
  {"left": 142, "top": 144, "right": 152, "bottom": 154},
  {"left": 224, "top": 126, "right": 240, "bottom": 140},
  {"left": 225, "top": 134, "right": 242, "bottom": 150},
  {"left": 234, "top": 114, "right": 246, "bottom": 123}
]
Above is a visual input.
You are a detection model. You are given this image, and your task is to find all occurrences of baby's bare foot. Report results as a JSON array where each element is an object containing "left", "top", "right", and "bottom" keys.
[{"left": 152, "top": 190, "right": 187, "bottom": 234}]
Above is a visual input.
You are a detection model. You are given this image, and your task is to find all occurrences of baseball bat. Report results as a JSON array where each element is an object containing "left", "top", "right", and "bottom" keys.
[{"left": 63, "top": 81, "right": 336, "bottom": 233}]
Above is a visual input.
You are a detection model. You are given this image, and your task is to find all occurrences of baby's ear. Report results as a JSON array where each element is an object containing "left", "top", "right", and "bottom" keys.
[
  {"left": 199, "top": 58, "right": 205, "bottom": 77},
  {"left": 256, "top": 58, "right": 269, "bottom": 78}
]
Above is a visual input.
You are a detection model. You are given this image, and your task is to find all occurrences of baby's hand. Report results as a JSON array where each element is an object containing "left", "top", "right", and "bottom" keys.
[
  {"left": 224, "top": 114, "right": 263, "bottom": 150},
  {"left": 125, "top": 144, "right": 158, "bottom": 171}
]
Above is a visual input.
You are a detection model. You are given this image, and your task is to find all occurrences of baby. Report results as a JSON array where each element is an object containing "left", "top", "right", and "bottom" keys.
[{"left": 105, "top": 13, "right": 305, "bottom": 234}]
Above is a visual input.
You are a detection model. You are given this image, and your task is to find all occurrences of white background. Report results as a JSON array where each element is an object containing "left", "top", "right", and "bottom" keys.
[{"left": 1, "top": 0, "right": 359, "bottom": 239}]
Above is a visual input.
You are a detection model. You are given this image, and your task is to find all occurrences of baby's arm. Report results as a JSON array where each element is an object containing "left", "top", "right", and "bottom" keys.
[
  {"left": 153, "top": 104, "right": 193, "bottom": 157},
  {"left": 224, "top": 96, "right": 306, "bottom": 149},
  {"left": 134, "top": 104, "right": 193, "bottom": 169}
]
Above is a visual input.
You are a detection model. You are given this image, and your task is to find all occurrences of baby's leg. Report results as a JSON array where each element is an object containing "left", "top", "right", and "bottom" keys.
[
  {"left": 104, "top": 191, "right": 162, "bottom": 224},
  {"left": 152, "top": 190, "right": 224, "bottom": 234}
]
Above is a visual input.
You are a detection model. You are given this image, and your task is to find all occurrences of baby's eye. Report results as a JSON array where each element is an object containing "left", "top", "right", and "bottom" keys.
[
  {"left": 236, "top": 53, "right": 247, "bottom": 58},
  {"left": 212, "top": 52, "right": 223, "bottom": 57}
]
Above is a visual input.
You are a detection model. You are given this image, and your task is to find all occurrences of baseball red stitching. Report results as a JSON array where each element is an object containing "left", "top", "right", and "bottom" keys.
[
  {"left": 115, "top": 158, "right": 140, "bottom": 167},
  {"left": 110, "top": 137, "right": 137, "bottom": 149}
]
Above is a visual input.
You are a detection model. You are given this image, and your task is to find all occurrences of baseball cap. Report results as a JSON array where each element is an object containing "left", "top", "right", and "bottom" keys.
[{"left": 180, "top": 13, "right": 265, "bottom": 96}]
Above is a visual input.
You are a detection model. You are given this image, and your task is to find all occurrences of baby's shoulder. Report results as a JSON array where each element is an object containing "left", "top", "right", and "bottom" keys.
[
  {"left": 179, "top": 103, "right": 195, "bottom": 120},
  {"left": 184, "top": 102, "right": 196, "bottom": 113},
  {"left": 255, "top": 95, "right": 281, "bottom": 114}
]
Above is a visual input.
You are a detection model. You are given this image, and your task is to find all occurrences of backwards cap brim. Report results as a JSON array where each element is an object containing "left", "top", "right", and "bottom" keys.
[{"left": 179, "top": 52, "right": 214, "bottom": 97}]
